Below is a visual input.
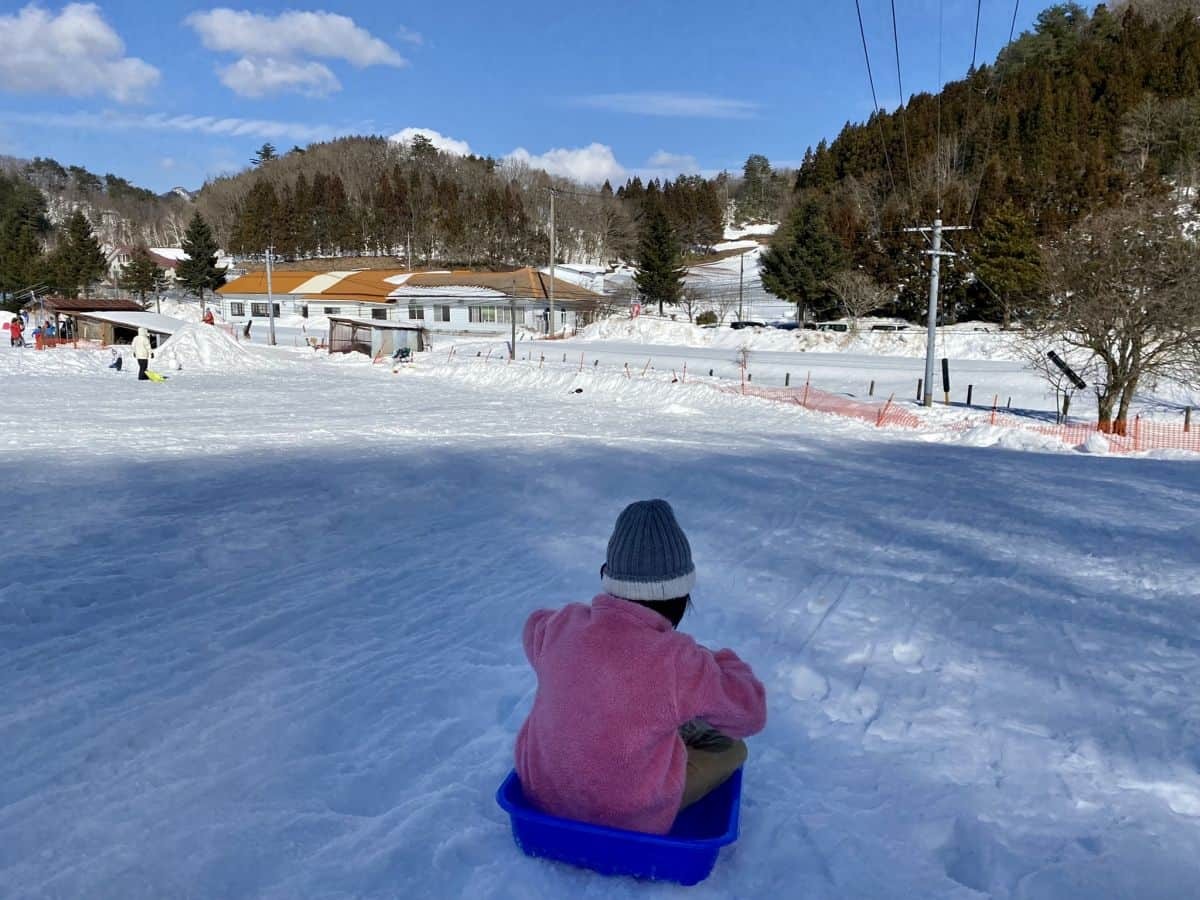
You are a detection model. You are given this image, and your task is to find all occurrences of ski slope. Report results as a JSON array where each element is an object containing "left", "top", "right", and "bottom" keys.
[{"left": 1, "top": 339, "right": 1198, "bottom": 899}]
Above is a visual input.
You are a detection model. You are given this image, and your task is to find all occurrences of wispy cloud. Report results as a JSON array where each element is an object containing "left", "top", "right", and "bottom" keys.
[
  {"left": 574, "top": 92, "right": 759, "bottom": 119},
  {"left": 0, "top": 3, "right": 160, "bottom": 103},
  {"left": 396, "top": 25, "right": 423, "bottom": 46},
  {"left": 1, "top": 109, "right": 346, "bottom": 143},
  {"left": 218, "top": 58, "right": 341, "bottom": 99}
]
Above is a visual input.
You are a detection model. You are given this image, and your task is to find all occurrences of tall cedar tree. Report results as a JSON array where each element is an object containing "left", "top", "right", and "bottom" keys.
[
  {"left": 50, "top": 209, "right": 106, "bottom": 298},
  {"left": 121, "top": 244, "right": 167, "bottom": 310},
  {"left": 971, "top": 203, "right": 1042, "bottom": 328},
  {"left": 760, "top": 198, "right": 845, "bottom": 321},
  {"left": 0, "top": 171, "right": 50, "bottom": 303},
  {"left": 177, "top": 213, "right": 225, "bottom": 309},
  {"left": 634, "top": 196, "right": 685, "bottom": 315}
]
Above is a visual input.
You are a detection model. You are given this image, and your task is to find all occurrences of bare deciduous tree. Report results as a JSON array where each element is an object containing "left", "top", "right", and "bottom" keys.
[
  {"left": 1034, "top": 197, "right": 1200, "bottom": 432},
  {"left": 826, "top": 270, "right": 890, "bottom": 332}
]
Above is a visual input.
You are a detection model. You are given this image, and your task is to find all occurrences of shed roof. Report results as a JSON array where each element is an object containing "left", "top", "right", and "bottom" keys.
[
  {"left": 75, "top": 311, "right": 184, "bottom": 335},
  {"left": 26, "top": 297, "right": 145, "bottom": 313},
  {"left": 327, "top": 316, "right": 426, "bottom": 331}
]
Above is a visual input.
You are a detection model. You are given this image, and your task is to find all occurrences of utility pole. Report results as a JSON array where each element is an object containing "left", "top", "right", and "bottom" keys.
[
  {"left": 738, "top": 252, "right": 745, "bottom": 321},
  {"left": 548, "top": 188, "right": 556, "bottom": 338},
  {"left": 266, "top": 245, "right": 276, "bottom": 347},
  {"left": 904, "top": 215, "right": 968, "bottom": 406}
]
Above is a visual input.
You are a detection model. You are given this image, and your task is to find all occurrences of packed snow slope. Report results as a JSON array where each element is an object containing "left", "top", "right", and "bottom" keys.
[{"left": 1, "top": 344, "right": 1199, "bottom": 899}]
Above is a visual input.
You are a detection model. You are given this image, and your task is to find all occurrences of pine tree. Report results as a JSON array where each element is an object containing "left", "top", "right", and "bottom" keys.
[
  {"left": 49, "top": 210, "right": 106, "bottom": 297},
  {"left": 177, "top": 213, "right": 225, "bottom": 310},
  {"left": 121, "top": 243, "right": 167, "bottom": 310},
  {"left": 252, "top": 143, "right": 277, "bottom": 166},
  {"left": 760, "top": 198, "right": 845, "bottom": 321},
  {"left": 634, "top": 196, "right": 685, "bottom": 315}
]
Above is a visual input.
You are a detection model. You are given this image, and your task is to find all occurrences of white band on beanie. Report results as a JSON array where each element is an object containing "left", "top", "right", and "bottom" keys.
[{"left": 602, "top": 568, "right": 696, "bottom": 602}]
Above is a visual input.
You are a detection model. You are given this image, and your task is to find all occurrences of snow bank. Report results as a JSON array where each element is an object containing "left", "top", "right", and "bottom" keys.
[
  {"left": 154, "top": 323, "right": 273, "bottom": 373},
  {"left": 577, "top": 315, "right": 1033, "bottom": 361}
]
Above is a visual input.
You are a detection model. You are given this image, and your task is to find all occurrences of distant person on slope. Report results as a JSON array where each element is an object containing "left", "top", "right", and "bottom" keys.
[
  {"left": 203, "top": 309, "right": 215, "bottom": 325},
  {"left": 515, "top": 499, "right": 766, "bottom": 835},
  {"left": 132, "top": 327, "right": 152, "bottom": 380},
  {"left": 9, "top": 318, "right": 23, "bottom": 347}
]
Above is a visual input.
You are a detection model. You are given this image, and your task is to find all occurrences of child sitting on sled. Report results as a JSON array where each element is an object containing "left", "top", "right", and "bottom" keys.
[{"left": 516, "top": 499, "right": 766, "bottom": 835}]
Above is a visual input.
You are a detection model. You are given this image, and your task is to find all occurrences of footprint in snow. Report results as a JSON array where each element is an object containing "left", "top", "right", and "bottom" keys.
[
  {"left": 787, "top": 664, "right": 830, "bottom": 702},
  {"left": 892, "top": 642, "right": 924, "bottom": 668}
]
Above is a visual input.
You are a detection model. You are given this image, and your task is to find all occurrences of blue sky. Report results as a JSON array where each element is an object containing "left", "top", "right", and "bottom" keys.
[{"left": 0, "top": 1, "right": 1051, "bottom": 193}]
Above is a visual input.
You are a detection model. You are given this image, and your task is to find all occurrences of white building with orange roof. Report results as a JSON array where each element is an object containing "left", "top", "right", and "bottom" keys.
[{"left": 215, "top": 266, "right": 605, "bottom": 336}]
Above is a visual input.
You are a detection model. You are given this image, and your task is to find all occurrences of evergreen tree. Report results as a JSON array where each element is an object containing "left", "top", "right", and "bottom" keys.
[
  {"left": 0, "top": 172, "right": 50, "bottom": 302},
  {"left": 252, "top": 143, "right": 277, "bottom": 166},
  {"left": 760, "top": 198, "right": 845, "bottom": 321},
  {"left": 738, "top": 154, "right": 773, "bottom": 220},
  {"left": 634, "top": 196, "right": 685, "bottom": 315},
  {"left": 177, "top": 213, "right": 225, "bottom": 309},
  {"left": 49, "top": 210, "right": 106, "bottom": 297},
  {"left": 121, "top": 244, "right": 167, "bottom": 310},
  {"left": 970, "top": 203, "right": 1042, "bottom": 328}
]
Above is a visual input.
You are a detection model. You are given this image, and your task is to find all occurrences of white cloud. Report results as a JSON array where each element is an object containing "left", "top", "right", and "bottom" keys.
[
  {"left": 646, "top": 151, "right": 701, "bottom": 173},
  {"left": 160, "top": 157, "right": 177, "bottom": 170},
  {"left": 575, "top": 92, "right": 759, "bottom": 119},
  {"left": 506, "top": 143, "right": 626, "bottom": 185},
  {"left": 219, "top": 58, "right": 340, "bottom": 98},
  {"left": 0, "top": 3, "right": 160, "bottom": 103},
  {"left": 389, "top": 127, "right": 472, "bottom": 156},
  {"left": 9, "top": 109, "right": 344, "bottom": 143},
  {"left": 186, "top": 9, "right": 407, "bottom": 97},
  {"left": 185, "top": 9, "right": 407, "bottom": 68}
]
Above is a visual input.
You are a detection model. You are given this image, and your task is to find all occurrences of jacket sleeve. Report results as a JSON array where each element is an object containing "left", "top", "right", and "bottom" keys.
[
  {"left": 673, "top": 642, "right": 767, "bottom": 739},
  {"left": 522, "top": 609, "right": 554, "bottom": 665}
]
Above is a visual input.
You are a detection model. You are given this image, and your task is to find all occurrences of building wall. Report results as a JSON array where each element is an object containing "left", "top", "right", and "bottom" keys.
[{"left": 218, "top": 293, "right": 579, "bottom": 335}]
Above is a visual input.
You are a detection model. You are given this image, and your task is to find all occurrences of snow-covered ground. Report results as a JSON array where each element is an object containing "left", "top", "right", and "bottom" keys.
[{"left": 2, "top": 333, "right": 1198, "bottom": 899}]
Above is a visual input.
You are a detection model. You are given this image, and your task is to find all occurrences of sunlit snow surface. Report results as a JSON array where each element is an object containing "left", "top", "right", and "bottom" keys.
[{"left": 1, "top": 338, "right": 1198, "bottom": 899}]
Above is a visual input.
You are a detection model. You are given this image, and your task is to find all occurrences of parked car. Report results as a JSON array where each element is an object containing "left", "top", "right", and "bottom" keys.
[
  {"left": 770, "top": 321, "right": 800, "bottom": 331},
  {"left": 870, "top": 324, "right": 908, "bottom": 332},
  {"left": 729, "top": 320, "right": 766, "bottom": 330},
  {"left": 817, "top": 322, "right": 849, "bottom": 332}
]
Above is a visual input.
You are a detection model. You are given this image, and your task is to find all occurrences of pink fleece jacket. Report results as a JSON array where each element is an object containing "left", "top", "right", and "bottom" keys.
[{"left": 515, "top": 593, "right": 767, "bottom": 835}]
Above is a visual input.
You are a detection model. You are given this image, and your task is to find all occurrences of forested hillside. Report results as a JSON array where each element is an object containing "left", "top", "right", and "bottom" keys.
[
  {"left": 776, "top": 0, "right": 1200, "bottom": 321},
  {"left": 194, "top": 135, "right": 776, "bottom": 269}
]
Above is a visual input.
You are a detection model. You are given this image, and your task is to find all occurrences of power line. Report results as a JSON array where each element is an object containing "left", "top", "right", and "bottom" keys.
[
  {"left": 966, "top": 0, "right": 1023, "bottom": 226},
  {"left": 890, "top": 0, "right": 917, "bottom": 212},
  {"left": 971, "top": 0, "right": 984, "bottom": 71},
  {"left": 936, "top": 0, "right": 945, "bottom": 211},
  {"left": 854, "top": 0, "right": 899, "bottom": 199}
]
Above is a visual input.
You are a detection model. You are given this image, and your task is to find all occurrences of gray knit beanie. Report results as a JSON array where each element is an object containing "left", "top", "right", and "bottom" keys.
[{"left": 601, "top": 499, "right": 695, "bottom": 601}]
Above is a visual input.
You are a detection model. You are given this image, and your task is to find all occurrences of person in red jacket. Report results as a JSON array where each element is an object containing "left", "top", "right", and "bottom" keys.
[
  {"left": 516, "top": 499, "right": 767, "bottom": 835},
  {"left": 9, "top": 318, "right": 23, "bottom": 347}
]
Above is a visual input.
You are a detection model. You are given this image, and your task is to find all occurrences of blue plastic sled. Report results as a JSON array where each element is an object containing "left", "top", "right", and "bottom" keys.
[{"left": 495, "top": 769, "right": 742, "bottom": 886}]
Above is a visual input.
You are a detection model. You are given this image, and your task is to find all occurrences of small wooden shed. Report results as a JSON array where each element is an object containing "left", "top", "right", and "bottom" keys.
[{"left": 327, "top": 317, "right": 427, "bottom": 357}]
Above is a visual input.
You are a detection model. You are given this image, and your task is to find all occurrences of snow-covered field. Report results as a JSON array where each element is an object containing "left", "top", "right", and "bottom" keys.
[{"left": 2, "top": 331, "right": 1198, "bottom": 899}]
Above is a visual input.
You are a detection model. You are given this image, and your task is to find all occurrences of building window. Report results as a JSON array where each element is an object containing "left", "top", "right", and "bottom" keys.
[
  {"left": 469, "top": 306, "right": 519, "bottom": 324},
  {"left": 435, "top": 305, "right": 451, "bottom": 322},
  {"left": 323, "top": 307, "right": 341, "bottom": 315},
  {"left": 251, "top": 303, "right": 280, "bottom": 317},
  {"left": 229, "top": 302, "right": 245, "bottom": 317},
  {"left": 408, "top": 304, "right": 425, "bottom": 320},
  {"left": 372, "top": 308, "right": 387, "bottom": 320}
]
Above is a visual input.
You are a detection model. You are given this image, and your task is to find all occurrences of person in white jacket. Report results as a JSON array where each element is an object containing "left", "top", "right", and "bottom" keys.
[{"left": 131, "top": 327, "right": 152, "bottom": 380}]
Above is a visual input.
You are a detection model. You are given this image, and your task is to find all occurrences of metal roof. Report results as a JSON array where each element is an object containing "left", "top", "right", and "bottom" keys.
[
  {"left": 219, "top": 267, "right": 603, "bottom": 303},
  {"left": 24, "top": 297, "right": 145, "bottom": 313}
]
